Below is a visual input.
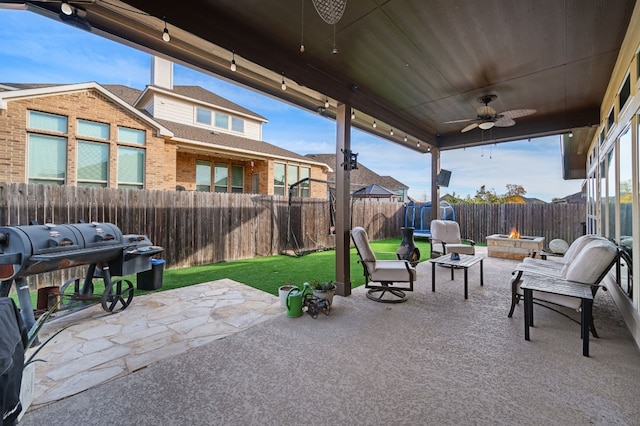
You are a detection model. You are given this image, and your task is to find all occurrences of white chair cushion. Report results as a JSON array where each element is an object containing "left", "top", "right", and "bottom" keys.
[
  {"left": 443, "top": 244, "right": 475, "bottom": 255},
  {"left": 564, "top": 239, "right": 617, "bottom": 284},
  {"left": 369, "top": 260, "right": 416, "bottom": 282},
  {"left": 351, "top": 227, "right": 376, "bottom": 262},
  {"left": 431, "top": 220, "right": 462, "bottom": 244}
]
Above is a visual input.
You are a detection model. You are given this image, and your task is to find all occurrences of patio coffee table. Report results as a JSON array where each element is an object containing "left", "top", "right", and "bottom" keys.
[
  {"left": 521, "top": 276, "right": 593, "bottom": 357},
  {"left": 429, "top": 254, "right": 484, "bottom": 299}
]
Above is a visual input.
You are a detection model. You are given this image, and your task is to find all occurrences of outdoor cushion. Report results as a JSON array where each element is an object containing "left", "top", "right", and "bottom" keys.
[
  {"left": 430, "top": 220, "right": 475, "bottom": 256},
  {"left": 563, "top": 240, "right": 618, "bottom": 284}
]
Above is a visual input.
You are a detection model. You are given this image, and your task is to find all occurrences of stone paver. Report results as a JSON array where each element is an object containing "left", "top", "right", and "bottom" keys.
[{"left": 27, "top": 279, "right": 281, "bottom": 409}]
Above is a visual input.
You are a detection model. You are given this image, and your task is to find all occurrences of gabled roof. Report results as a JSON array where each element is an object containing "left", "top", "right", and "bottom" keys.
[
  {"left": 0, "top": 82, "right": 173, "bottom": 137},
  {"left": 156, "top": 118, "right": 329, "bottom": 169},
  {"left": 137, "top": 85, "right": 267, "bottom": 123},
  {"left": 305, "top": 154, "right": 408, "bottom": 191},
  {"left": 352, "top": 184, "right": 399, "bottom": 198}
]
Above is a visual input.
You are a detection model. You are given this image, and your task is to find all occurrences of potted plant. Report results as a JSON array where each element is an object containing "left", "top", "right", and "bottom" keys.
[
  {"left": 278, "top": 279, "right": 298, "bottom": 309},
  {"left": 308, "top": 279, "right": 336, "bottom": 305},
  {"left": 19, "top": 301, "right": 72, "bottom": 421}
]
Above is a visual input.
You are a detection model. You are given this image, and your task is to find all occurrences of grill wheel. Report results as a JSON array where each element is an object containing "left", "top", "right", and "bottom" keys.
[{"left": 101, "top": 279, "right": 134, "bottom": 312}]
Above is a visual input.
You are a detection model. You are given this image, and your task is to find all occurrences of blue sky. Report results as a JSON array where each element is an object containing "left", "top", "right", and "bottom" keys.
[{"left": 0, "top": 8, "right": 583, "bottom": 202}]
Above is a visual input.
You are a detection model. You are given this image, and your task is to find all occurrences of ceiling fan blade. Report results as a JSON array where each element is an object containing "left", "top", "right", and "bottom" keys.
[
  {"left": 500, "top": 109, "right": 536, "bottom": 119},
  {"left": 444, "top": 118, "right": 474, "bottom": 124},
  {"left": 494, "top": 117, "right": 516, "bottom": 127},
  {"left": 461, "top": 123, "right": 479, "bottom": 133}
]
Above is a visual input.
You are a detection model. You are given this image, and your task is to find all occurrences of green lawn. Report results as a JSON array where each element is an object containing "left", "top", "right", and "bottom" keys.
[
  {"left": 139, "top": 236, "right": 432, "bottom": 296},
  {"left": 10, "top": 237, "right": 432, "bottom": 307}
]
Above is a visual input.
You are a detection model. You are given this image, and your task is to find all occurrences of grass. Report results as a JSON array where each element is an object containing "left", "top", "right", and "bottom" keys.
[
  {"left": 10, "top": 237, "right": 432, "bottom": 307},
  {"left": 138, "top": 236, "right": 432, "bottom": 296}
]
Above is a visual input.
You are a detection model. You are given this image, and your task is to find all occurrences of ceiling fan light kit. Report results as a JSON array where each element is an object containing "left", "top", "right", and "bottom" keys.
[{"left": 446, "top": 94, "right": 536, "bottom": 133}]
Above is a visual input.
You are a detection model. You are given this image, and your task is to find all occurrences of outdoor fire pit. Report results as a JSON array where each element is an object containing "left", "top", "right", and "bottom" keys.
[{"left": 486, "top": 228, "right": 544, "bottom": 260}]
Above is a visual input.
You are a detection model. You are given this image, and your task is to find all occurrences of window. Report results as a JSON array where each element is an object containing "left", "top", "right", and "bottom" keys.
[
  {"left": 77, "top": 141, "right": 108, "bottom": 187},
  {"left": 215, "top": 113, "right": 229, "bottom": 129},
  {"left": 196, "top": 160, "right": 211, "bottom": 191},
  {"left": 618, "top": 126, "right": 632, "bottom": 296},
  {"left": 28, "top": 134, "right": 66, "bottom": 185},
  {"left": 28, "top": 111, "right": 67, "bottom": 133},
  {"left": 287, "top": 164, "right": 299, "bottom": 197},
  {"left": 607, "top": 108, "right": 615, "bottom": 132},
  {"left": 607, "top": 147, "right": 616, "bottom": 239},
  {"left": 117, "top": 146, "right": 144, "bottom": 189},
  {"left": 196, "top": 108, "right": 211, "bottom": 125},
  {"left": 117, "top": 127, "right": 145, "bottom": 145},
  {"left": 231, "top": 165, "right": 244, "bottom": 193},
  {"left": 214, "top": 163, "right": 228, "bottom": 193},
  {"left": 77, "top": 119, "right": 109, "bottom": 139},
  {"left": 231, "top": 117, "right": 244, "bottom": 133},
  {"left": 619, "top": 74, "right": 631, "bottom": 112},
  {"left": 273, "top": 163, "right": 311, "bottom": 197},
  {"left": 300, "top": 167, "right": 310, "bottom": 197},
  {"left": 274, "top": 163, "right": 286, "bottom": 196}
]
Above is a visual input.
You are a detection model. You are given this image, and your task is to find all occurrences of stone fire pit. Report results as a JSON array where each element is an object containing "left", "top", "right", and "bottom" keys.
[{"left": 486, "top": 234, "right": 545, "bottom": 260}]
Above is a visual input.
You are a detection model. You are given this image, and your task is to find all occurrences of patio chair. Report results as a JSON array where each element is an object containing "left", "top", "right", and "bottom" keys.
[
  {"left": 351, "top": 226, "right": 417, "bottom": 303},
  {"left": 429, "top": 220, "right": 475, "bottom": 258},
  {"left": 508, "top": 237, "right": 620, "bottom": 337}
]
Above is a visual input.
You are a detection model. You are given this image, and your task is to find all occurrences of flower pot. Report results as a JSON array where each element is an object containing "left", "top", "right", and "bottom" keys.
[
  {"left": 18, "top": 362, "right": 35, "bottom": 422},
  {"left": 313, "top": 287, "right": 335, "bottom": 305},
  {"left": 278, "top": 285, "right": 297, "bottom": 308}
]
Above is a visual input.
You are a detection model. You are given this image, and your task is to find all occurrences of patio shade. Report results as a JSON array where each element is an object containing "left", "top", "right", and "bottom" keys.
[{"left": 352, "top": 184, "right": 398, "bottom": 199}]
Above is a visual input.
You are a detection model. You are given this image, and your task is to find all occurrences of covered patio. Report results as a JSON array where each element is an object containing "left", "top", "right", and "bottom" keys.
[{"left": 21, "top": 248, "right": 640, "bottom": 425}]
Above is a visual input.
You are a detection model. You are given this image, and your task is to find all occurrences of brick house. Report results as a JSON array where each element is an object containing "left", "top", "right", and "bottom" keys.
[{"left": 0, "top": 57, "right": 330, "bottom": 197}]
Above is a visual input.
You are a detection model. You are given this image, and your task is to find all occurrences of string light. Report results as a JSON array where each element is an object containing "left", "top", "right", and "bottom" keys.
[
  {"left": 390, "top": 128, "right": 394, "bottom": 136},
  {"left": 404, "top": 135, "right": 408, "bottom": 142},
  {"left": 417, "top": 141, "right": 420, "bottom": 148},
  {"left": 61, "top": 1, "right": 73, "bottom": 15},
  {"left": 373, "top": 120, "right": 377, "bottom": 128},
  {"left": 569, "top": 130, "right": 573, "bottom": 137},
  {"left": 230, "top": 51, "right": 237, "bottom": 72},
  {"left": 162, "top": 17, "right": 170, "bottom": 42},
  {"left": 324, "top": 97, "right": 329, "bottom": 108},
  {"left": 351, "top": 109, "right": 355, "bottom": 120},
  {"left": 281, "top": 73, "right": 287, "bottom": 91}
]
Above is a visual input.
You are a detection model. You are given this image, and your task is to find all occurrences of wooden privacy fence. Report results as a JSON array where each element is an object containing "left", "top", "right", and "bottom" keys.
[
  {"left": 0, "top": 183, "right": 404, "bottom": 289},
  {"left": 453, "top": 203, "right": 587, "bottom": 246},
  {"left": 0, "top": 183, "right": 585, "bottom": 289}
]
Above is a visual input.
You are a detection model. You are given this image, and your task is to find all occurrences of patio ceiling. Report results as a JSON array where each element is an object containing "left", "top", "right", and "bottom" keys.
[{"left": 3, "top": 0, "right": 636, "bottom": 179}]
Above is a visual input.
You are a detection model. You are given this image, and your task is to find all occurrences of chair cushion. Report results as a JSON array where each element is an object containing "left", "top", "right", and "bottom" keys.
[
  {"left": 431, "top": 220, "right": 462, "bottom": 244},
  {"left": 351, "top": 227, "right": 376, "bottom": 262},
  {"left": 563, "top": 239, "right": 618, "bottom": 284},
  {"left": 443, "top": 244, "right": 475, "bottom": 255},
  {"left": 370, "top": 260, "right": 416, "bottom": 282},
  {"left": 563, "top": 234, "right": 608, "bottom": 265}
]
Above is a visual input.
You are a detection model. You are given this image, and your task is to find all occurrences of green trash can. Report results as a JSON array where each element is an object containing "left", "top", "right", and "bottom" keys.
[{"left": 137, "top": 258, "right": 165, "bottom": 290}]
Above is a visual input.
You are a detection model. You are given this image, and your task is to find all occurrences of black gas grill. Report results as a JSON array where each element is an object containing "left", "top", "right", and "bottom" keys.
[{"left": 0, "top": 222, "right": 163, "bottom": 331}]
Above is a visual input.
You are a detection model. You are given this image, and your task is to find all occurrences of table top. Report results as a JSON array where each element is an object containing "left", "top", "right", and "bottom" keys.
[
  {"left": 429, "top": 254, "right": 483, "bottom": 268},
  {"left": 521, "top": 275, "right": 593, "bottom": 300}
]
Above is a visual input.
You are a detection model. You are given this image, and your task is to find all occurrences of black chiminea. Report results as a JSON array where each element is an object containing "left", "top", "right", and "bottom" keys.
[{"left": 396, "top": 227, "right": 420, "bottom": 266}]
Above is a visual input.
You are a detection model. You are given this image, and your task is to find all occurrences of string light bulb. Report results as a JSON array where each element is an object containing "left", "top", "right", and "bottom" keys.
[
  {"left": 281, "top": 73, "right": 287, "bottom": 91},
  {"left": 230, "top": 51, "right": 237, "bottom": 72},
  {"left": 569, "top": 130, "right": 573, "bottom": 137},
  {"left": 390, "top": 128, "right": 394, "bottom": 136},
  {"left": 404, "top": 135, "right": 408, "bottom": 142},
  {"left": 324, "top": 97, "right": 329, "bottom": 108},
  {"left": 417, "top": 141, "right": 420, "bottom": 148},
  {"left": 162, "top": 17, "right": 171, "bottom": 42},
  {"left": 351, "top": 109, "right": 355, "bottom": 120},
  {"left": 373, "top": 120, "right": 377, "bottom": 128},
  {"left": 61, "top": 1, "right": 73, "bottom": 15}
]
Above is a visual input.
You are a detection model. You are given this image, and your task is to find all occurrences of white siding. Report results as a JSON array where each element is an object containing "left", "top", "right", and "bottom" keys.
[
  {"left": 243, "top": 120, "right": 261, "bottom": 141},
  {"left": 152, "top": 94, "right": 194, "bottom": 124}
]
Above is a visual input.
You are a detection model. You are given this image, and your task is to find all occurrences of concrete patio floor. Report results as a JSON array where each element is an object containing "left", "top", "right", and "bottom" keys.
[{"left": 19, "top": 247, "right": 640, "bottom": 425}]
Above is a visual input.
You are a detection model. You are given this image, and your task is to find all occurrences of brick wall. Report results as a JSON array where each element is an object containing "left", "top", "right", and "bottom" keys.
[{"left": 0, "top": 89, "right": 172, "bottom": 190}]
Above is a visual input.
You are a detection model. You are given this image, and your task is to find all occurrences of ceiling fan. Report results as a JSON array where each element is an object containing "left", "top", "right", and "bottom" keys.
[{"left": 446, "top": 95, "right": 536, "bottom": 133}]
